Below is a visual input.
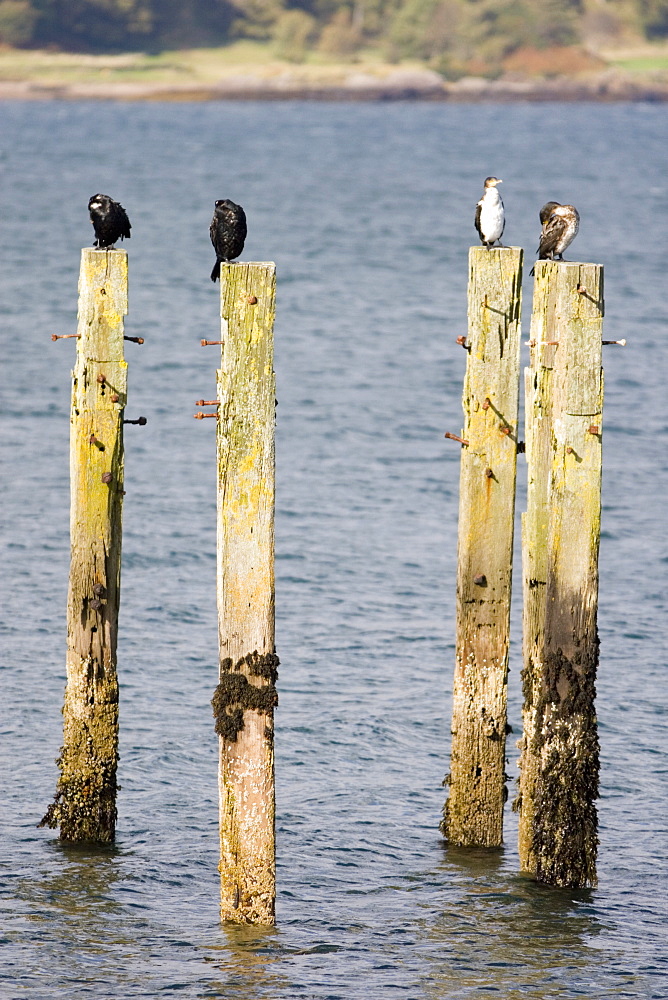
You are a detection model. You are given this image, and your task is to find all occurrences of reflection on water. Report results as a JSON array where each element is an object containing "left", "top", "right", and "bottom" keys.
[
  {"left": 21, "top": 841, "right": 123, "bottom": 916},
  {"left": 421, "top": 848, "right": 607, "bottom": 998},
  {"left": 11, "top": 844, "right": 127, "bottom": 990},
  {"left": 206, "top": 926, "right": 288, "bottom": 1000}
]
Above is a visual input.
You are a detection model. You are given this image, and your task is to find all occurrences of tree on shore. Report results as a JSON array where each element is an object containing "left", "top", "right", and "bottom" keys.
[{"left": 1, "top": 0, "right": 666, "bottom": 62}]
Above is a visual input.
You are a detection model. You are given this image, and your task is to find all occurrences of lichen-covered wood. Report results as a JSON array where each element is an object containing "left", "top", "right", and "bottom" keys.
[
  {"left": 215, "top": 262, "right": 277, "bottom": 925},
  {"left": 41, "top": 249, "right": 127, "bottom": 842},
  {"left": 442, "top": 246, "right": 523, "bottom": 847},
  {"left": 518, "top": 261, "right": 603, "bottom": 888}
]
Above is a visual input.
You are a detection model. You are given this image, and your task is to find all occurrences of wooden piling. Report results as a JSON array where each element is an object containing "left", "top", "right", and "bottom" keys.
[
  {"left": 41, "top": 249, "right": 127, "bottom": 842},
  {"left": 210, "top": 262, "right": 278, "bottom": 925},
  {"left": 442, "top": 246, "right": 523, "bottom": 847},
  {"left": 518, "top": 260, "right": 603, "bottom": 888}
]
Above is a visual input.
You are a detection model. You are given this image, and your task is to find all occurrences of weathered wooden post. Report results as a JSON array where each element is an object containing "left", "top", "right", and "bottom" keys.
[
  {"left": 202, "top": 262, "right": 278, "bottom": 925},
  {"left": 517, "top": 261, "right": 603, "bottom": 888},
  {"left": 441, "top": 246, "right": 523, "bottom": 847},
  {"left": 41, "top": 248, "right": 130, "bottom": 842}
]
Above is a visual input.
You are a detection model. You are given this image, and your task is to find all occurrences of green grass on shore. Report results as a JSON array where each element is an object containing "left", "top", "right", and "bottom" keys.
[
  {"left": 609, "top": 54, "right": 668, "bottom": 71},
  {"left": 600, "top": 41, "right": 668, "bottom": 73},
  {"left": 0, "top": 41, "right": 396, "bottom": 87},
  {"left": 1, "top": 39, "right": 667, "bottom": 90}
]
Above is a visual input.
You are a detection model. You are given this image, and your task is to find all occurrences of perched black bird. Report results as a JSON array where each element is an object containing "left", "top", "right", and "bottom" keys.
[
  {"left": 210, "top": 199, "right": 247, "bottom": 282},
  {"left": 474, "top": 177, "right": 505, "bottom": 249},
  {"left": 88, "top": 194, "right": 131, "bottom": 249}
]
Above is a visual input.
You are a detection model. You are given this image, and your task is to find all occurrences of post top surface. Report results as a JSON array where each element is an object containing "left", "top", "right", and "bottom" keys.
[
  {"left": 531, "top": 259, "right": 602, "bottom": 270},
  {"left": 220, "top": 261, "right": 276, "bottom": 268},
  {"left": 81, "top": 247, "right": 128, "bottom": 257}
]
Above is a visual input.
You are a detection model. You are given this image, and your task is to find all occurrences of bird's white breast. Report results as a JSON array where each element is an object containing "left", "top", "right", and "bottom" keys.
[{"left": 479, "top": 189, "right": 504, "bottom": 241}]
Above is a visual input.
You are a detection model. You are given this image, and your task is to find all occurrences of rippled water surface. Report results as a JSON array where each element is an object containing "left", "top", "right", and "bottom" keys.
[{"left": 1, "top": 100, "right": 667, "bottom": 999}]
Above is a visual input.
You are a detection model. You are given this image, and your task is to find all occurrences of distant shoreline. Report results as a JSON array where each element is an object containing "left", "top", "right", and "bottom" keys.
[
  {"left": 1, "top": 71, "right": 667, "bottom": 103},
  {"left": 2, "top": 42, "right": 667, "bottom": 103}
]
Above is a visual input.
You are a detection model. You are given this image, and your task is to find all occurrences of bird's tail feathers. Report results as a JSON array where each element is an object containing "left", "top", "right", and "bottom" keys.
[{"left": 210, "top": 258, "right": 222, "bottom": 283}]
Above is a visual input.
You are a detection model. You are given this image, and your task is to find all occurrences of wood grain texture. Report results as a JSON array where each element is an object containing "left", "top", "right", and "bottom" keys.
[
  {"left": 215, "top": 262, "right": 277, "bottom": 925},
  {"left": 518, "top": 260, "right": 603, "bottom": 888},
  {"left": 442, "top": 246, "right": 523, "bottom": 847},
  {"left": 41, "top": 249, "right": 127, "bottom": 842}
]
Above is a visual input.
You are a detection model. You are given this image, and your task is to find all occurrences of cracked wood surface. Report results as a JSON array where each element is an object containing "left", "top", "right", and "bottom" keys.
[
  {"left": 443, "top": 246, "right": 523, "bottom": 847},
  {"left": 518, "top": 261, "right": 603, "bottom": 888},
  {"left": 216, "top": 262, "right": 277, "bottom": 925},
  {"left": 44, "top": 249, "right": 127, "bottom": 842}
]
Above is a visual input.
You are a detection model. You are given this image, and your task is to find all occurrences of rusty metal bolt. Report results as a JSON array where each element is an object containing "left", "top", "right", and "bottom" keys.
[
  {"left": 500, "top": 425, "right": 511, "bottom": 435},
  {"left": 485, "top": 468, "right": 494, "bottom": 478},
  {"left": 97, "top": 373, "right": 107, "bottom": 385},
  {"left": 247, "top": 295, "right": 258, "bottom": 305},
  {"left": 482, "top": 398, "right": 491, "bottom": 410},
  {"left": 110, "top": 394, "right": 120, "bottom": 403},
  {"left": 101, "top": 471, "right": 113, "bottom": 484},
  {"left": 566, "top": 446, "right": 574, "bottom": 454},
  {"left": 473, "top": 574, "right": 487, "bottom": 586},
  {"left": 89, "top": 599, "right": 102, "bottom": 611},
  {"left": 93, "top": 583, "right": 106, "bottom": 598},
  {"left": 588, "top": 424, "right": 599, "bottom": 435},
  {"left": 444, "top": 431, "right": 469, "bottom": 447}
]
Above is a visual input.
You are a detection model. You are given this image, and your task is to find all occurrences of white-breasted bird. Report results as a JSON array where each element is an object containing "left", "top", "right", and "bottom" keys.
[{"left": 474, "top": 177, "right": 505, "bottom": 249}]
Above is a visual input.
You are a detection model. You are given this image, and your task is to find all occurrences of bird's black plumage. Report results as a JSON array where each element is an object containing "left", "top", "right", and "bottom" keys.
[
  {"left": 88, "top": 194, "right": 131, "bottom": 249},
  {"left": 209, "top": 199, "right": 247, "bottom": 282}
]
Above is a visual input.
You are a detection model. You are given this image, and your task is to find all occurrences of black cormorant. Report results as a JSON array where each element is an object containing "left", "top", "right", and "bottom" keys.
[
  {"left": 210, "top": 199, "right": 247, "bottom": 282},
  {"left": 88, "top": 194, "right": 131, "bottom": 249}
]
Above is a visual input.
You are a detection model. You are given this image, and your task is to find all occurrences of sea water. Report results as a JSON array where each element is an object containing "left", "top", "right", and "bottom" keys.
[{"left": 1, "top": 100, "right": 667, "bottom": 998}]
